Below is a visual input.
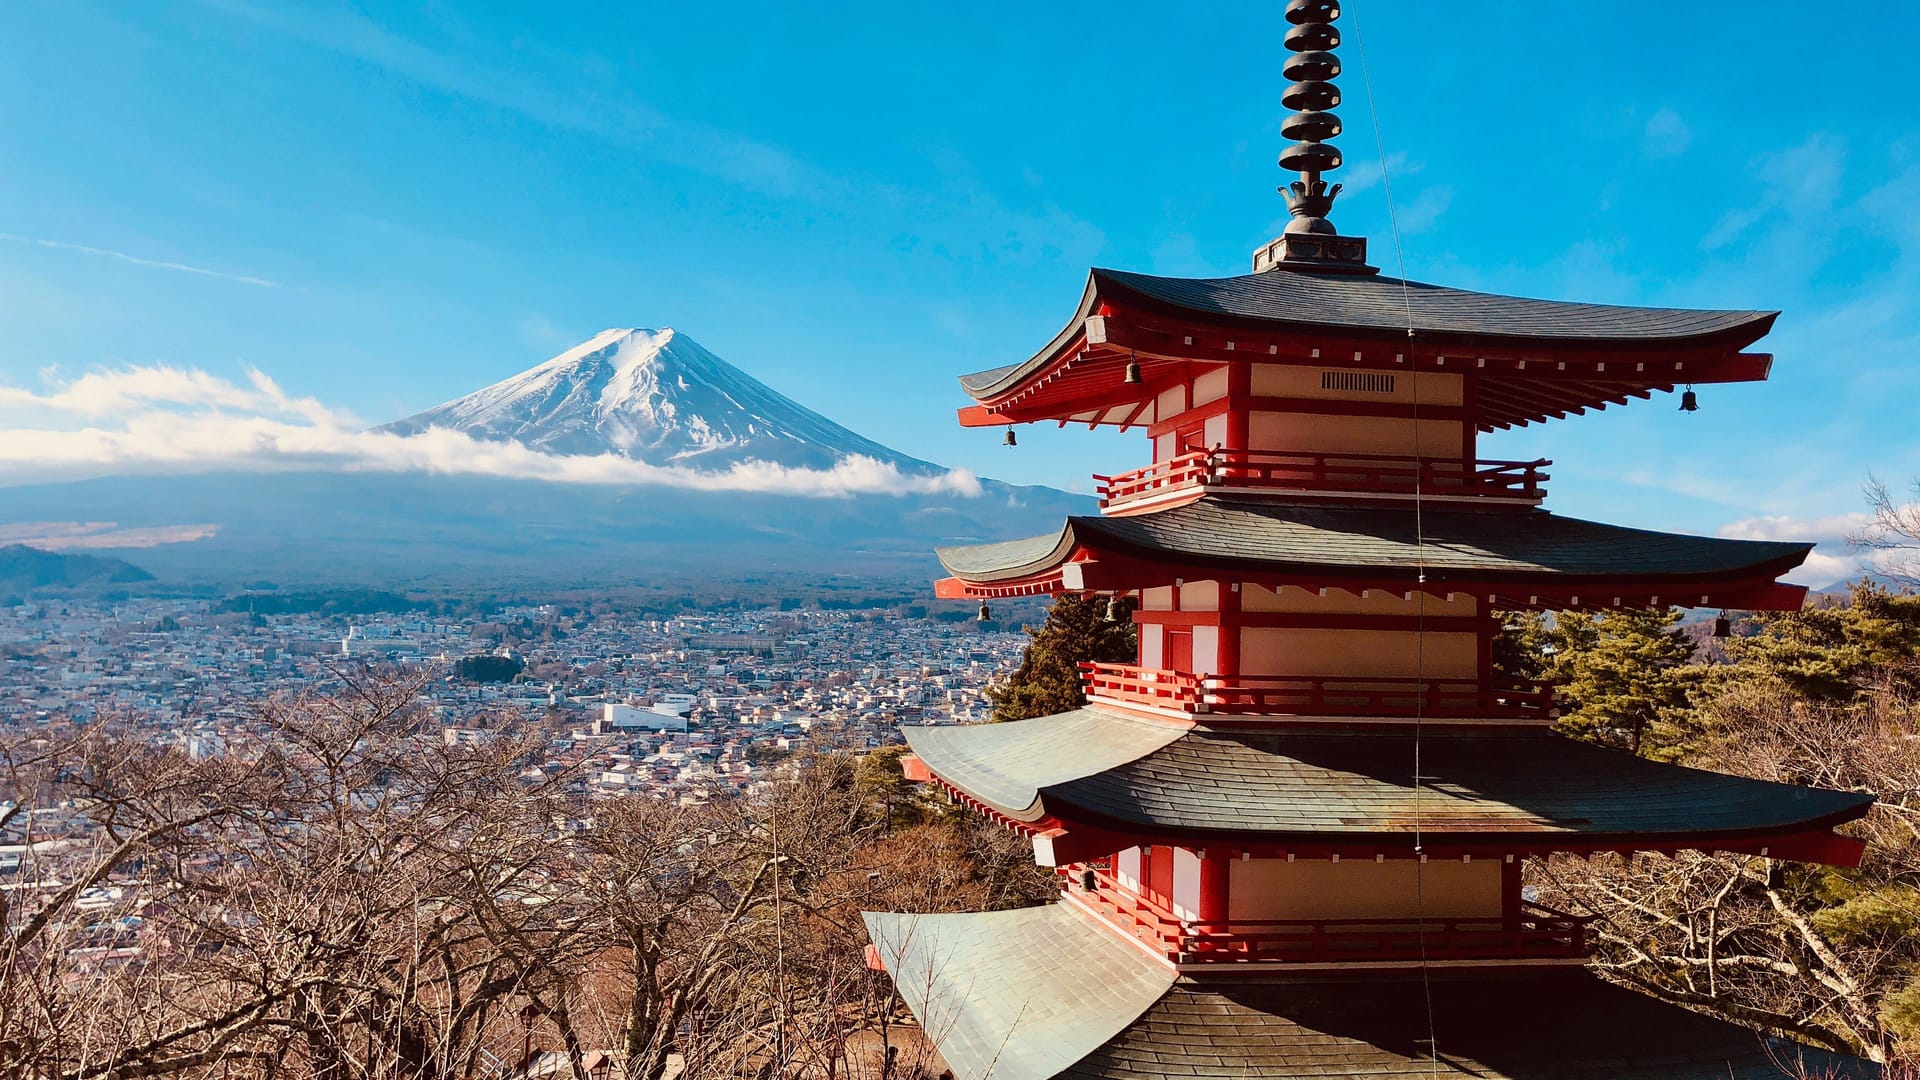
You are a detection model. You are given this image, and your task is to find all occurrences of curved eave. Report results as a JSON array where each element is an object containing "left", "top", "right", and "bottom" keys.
[
  {"left": 934, "top": 501, "right": 1814, "bottom": 610},
  {"left": 862, "top": 905, "right": 1177, "bottom": 1080},
  {"left": 865, "top": 905, "right": 1875, "bottom": 1080},
  {"left": 956, "top": 269, "right": 1780, "bottom": 421},
  {"left": 902, "top": 708, "right": 1190, "bottom": 825},
  {"left": 911, "top": 716, "right": 1874, "bottom": 868},
  {"left": 957, "top": 273, "right": 1102, "bottom": 402}
]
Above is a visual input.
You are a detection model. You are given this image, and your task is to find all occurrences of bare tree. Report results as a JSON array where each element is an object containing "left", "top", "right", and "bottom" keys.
[
  {"left": 1856, "top": 477, "right": 1920, "bottom": 587},
  {"left": 1537, "top": 674, "right": 1920, "bottom": 1065},
  {"left": 0, "top": 668, "right": 575, "bottom": 1080},
  {"left": 1, "top": 675, "right": 1047, "bottom": 1080}
]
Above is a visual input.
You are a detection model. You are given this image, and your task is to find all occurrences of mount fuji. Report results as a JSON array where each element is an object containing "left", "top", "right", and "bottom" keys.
[
  {"left": 381, "top": 328, "right": 934, "bottom": 474},
  {"left": 0, "top": 329, "right": 1089, "bottom": 586}
]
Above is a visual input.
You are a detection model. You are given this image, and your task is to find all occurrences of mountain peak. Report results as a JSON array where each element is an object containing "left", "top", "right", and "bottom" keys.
[{"left": 382, "top": 328, "right": 932, "bottom": 472}]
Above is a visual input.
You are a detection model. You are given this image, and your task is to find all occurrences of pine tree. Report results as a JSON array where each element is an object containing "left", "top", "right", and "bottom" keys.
[
  {"left": 1492, "top": 607, "right": 1700, "bottom": 756},
  {"left": 1722, "top": 583, "right": 1920, "bottom": 701},
  {"left": 988, "top": 594, "right": 1136, "bottom": 723},
  {"left": 1491, "top": 610, "right": 1552, "bottom": 683}
]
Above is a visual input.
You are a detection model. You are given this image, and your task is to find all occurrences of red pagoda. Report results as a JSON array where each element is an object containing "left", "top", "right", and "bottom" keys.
[{"left": 864, "top": 4, "right": 1876, "bottom": 1077}]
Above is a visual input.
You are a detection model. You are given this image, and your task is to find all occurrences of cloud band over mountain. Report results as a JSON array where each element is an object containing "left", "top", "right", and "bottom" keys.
[{"left": 0, "top": 362, "right": 982, "bottom": 499}]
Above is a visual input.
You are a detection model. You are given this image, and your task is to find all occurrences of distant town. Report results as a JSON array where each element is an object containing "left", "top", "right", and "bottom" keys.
[{"left": 0, "top": 591, "right": 1038, "bottom": 803}]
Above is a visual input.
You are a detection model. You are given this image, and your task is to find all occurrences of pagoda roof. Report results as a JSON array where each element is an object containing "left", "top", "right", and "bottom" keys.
[
  {"left": 1070, "top": 970, "right": 1870, "bottom": 1080},
  {"left": 862, "top": 904, "right": 1175, "bottom": 1080},
  {"left": 865, "top": 903, "right": 1871, "bottom": 1080},
  {"left": 959, "top": 268, "right": 1778, "bottom": 402},
  {"left": 904, "top": 709, "right": 1872, "bottom": 859},
  {"left": 935, "top": 497, "right": 1811, "bottom": 603}
]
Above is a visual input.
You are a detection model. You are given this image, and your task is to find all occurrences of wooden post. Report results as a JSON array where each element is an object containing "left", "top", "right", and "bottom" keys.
[
  {"left": 1217, "top": 583, "right": 1241, "bottom": 679},
  {"left": 1225, "top": 364, "right": 1251, "bottom": 453},
  {"left": 1501, "top": 856, "right": 1524, "bottom": 935}
]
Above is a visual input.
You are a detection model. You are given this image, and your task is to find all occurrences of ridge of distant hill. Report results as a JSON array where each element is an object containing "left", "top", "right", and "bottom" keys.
[{"left": 0, "top": 544, "right": 154, "bottom": 590}]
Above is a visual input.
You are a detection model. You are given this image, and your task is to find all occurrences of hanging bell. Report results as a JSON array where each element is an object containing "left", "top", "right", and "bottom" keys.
[
  {"left": 1105, "top": 594, "right": 1125, "bottom": 622},
  {"left": 1003, "top": 428, "right": 1017, "bottom": 447},
  {"left": 1713, "top": 611, "right": 1731, "bottom": 638},
  {"left": 977, "top": 603, "right": 992, "bottom": 622},
  {"left": 1678, "top": 386, "right": 1699, "bottom": 412},
  {"left": 1123, "top": 359, "right": 1142, "bottom": 385}
]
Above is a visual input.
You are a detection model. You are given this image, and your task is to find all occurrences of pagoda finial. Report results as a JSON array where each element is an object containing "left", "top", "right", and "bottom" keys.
[{"left": 1252, "top": 0, "right": 1375, "bottom": 274}]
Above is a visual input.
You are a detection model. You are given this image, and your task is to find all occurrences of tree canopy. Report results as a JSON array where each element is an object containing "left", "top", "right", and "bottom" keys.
[
  {"left": 987, "top": 593, "right": 1136, "bottom": 723},
  {"left": 1517, "top": 584, "right": 1920, "bottom": 1063}
]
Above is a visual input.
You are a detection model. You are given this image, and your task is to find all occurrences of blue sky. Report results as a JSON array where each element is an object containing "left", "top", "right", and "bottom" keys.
[{"left": 3, "top": 1, "right": 1918, "bottom": 582}]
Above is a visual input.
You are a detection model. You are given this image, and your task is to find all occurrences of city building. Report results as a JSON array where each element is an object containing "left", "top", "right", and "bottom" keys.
[
  {"left": 601, "top": 700, "right": 693, "bottom": 734},
  {"left": 863, "top": 4, "right": 1876, "bottom": 1076}
]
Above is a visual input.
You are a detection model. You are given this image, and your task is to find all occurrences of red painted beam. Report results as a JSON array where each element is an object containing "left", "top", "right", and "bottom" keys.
[
  {"left": 956, "top": 405, "right": 1012, "bottom": 428},
  {"left": 1132, "top": 610, "right": 1487, "bottom": 632},
  {"left": 1022, "top": 814, "right": 1870, "bottom": 868}
]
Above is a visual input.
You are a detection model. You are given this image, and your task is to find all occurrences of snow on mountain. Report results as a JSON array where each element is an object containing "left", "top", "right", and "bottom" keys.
[{"left": 381, "top": 328, "right": 936, "bottom": 472}]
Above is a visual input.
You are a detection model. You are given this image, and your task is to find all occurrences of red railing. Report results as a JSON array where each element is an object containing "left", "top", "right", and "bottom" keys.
[
  {"left": 1080, "top": 663, "right": 1557, "bottom": 719},
  {"left": 1078, "top": 869, "right": 1593, "bottom": 964},
  {"left": 1093, "top": 450, "right": 1549, "bottom": 509},
  {"left": 1078, "top": 663, "right": 1202, "bottom": 710}
]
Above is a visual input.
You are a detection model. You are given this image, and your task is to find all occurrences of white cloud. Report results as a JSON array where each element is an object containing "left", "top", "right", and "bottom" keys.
[
  {"left": 1717, "top": 510, "right": 1911, "bottom": 588},
  {"left": 1338, "top": 152, "right": 1420, "bottom": 196},
  {"left": 1702, "top": 133, "right": 1847, "bottom": 251},
  {"left": 0, "top": 364, "right": 343, "bottom": 422},
  {"left": 1716, "top": 511, "right": 1872, "bottom": 544},
  {"left": 1394, "top": 186, "right": 1454, "bottom": 236},
  {"left": 0, "top": 364, "right": 982, "bottom": 499},
  {"left": 1643, "top": 107, "right": 1692, "bottom": 158},
  {"left": 0, "top": 233, "right": 280, "bottom": 288}
]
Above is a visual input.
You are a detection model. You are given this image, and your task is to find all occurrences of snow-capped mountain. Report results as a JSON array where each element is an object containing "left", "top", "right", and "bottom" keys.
[
  {"left": 0, "top": 327, "right": 1096, "bottom": 585},
  {"left": 381, "top": 328, "right": 933, "bottom": 472}
]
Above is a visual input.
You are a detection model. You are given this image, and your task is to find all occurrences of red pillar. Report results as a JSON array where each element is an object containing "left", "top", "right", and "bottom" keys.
[
  {"left": 1217, "top": 586, "right": 1241, "bottom": 678},
  {"left": 1225, "top": 364, "right": 1251, "bottom": 452},
  {"left": 1197, "top": 849, "right": 1232, "bottom": 927}
]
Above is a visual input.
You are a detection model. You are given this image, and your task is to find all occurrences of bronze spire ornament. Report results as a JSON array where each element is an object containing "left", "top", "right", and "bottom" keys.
[{"left": 1251, "top": 0, "right": 1375, "bottom": 273}]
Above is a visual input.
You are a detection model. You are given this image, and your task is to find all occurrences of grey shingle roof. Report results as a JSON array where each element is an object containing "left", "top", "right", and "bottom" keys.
[
  {"left": 865, "top": 906, "right": 1872, "bottom": 1080},
  {"left": 957, "top": 268, "right": 1777, "bottom": 400},
  {"left": 904, "top": 708, "right": 1184, "bottom": 819},
  {"left": 907, "top": 716, "right": 1874, "bottom": 843},
  {"left": 1064, "top": 971, "right": 1873, "bottom": 1079},
  {"left": 1099, "top": 267, "right": 1776, "bottom": 344},
  {"left": 862, "top": 904, "right": 1175, "bottom": 1080},
  {"left": 1052, "top": 726, "right": 1873, "bottom": 840},
  {"left": 935, "top": 497, "right": 1812, "bottom": 585}
]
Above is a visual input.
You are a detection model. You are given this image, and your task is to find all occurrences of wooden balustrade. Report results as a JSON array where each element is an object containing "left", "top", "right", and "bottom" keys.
[
  {"left": 1172, "top": 905, "right": 1593, "bottom": 963},
  {"left": 1080, "top": 663, "right": 1557, "bottom": 719},
  {"left": 1078, "top": 663, "right": 1203, "bottom": 710},
  {"left": 1093, "top": 450, "right": 1549, "bottom": 508},
  {"left": 1077, "top": 867, "right": 1593, "bottom": 964}
]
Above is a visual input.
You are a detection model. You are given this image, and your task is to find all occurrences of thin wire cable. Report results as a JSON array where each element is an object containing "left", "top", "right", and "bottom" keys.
[{"left": 1350, "top": 3, "right": 1440, "bottom": 1074}]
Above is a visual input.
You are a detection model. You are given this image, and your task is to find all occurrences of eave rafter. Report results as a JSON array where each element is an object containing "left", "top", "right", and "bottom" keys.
[{"left": 959, "top": 303, "right": 1773, "bottom": 432}]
